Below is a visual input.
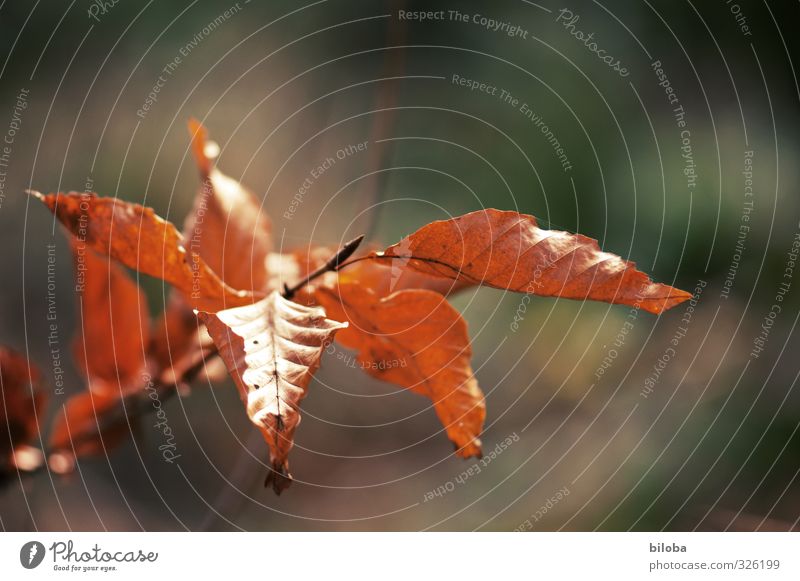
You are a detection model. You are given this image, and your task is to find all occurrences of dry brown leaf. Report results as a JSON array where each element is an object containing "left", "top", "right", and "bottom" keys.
[
  {"left": 146, "top": 115, "right": 269, "bottom": 387},
  {"left": 71, "top": 243, "right": 149, "bottom": 395},
  {"left": 148, "top": 293, "right": 227, "bottom": 387},
  {"left": 337, "top": 254, "right": 472, "bottom": 297},
  {"left": 48, "top": 391, "right": 131, "bottom": 471},
  {"left": 377, "top": 209, "right": 691, "bottom": 314},
  {"left": 198, "top": 291, "right": 346, "bottom": 493},
  {"left": 0, "top": 347, "right": 45, "bottom": 469},
  {"left": 56, "top": 232, "right": 215, "bottom": 472},
  {"left": 31, "top": 191, "right": 253, "bottom": 311},
  {"left": 28, "top": 154, "right": 691, "bottom": 494},
  {"left": 148, "top": 293, "right": 200, "bottom": 383},
  {"left": 185, "top": 119, "right": 272, "bottom": 292},
  {"left": 49, "top": 225, "right": 152, "bottom": 472},
  {"left": 316, "top": 284, "right": 485, "bottom": 458}
]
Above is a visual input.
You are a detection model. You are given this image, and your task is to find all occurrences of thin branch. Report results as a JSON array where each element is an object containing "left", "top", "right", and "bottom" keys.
[{"left": 282, "top": 234, "right": 365, "bottom": 299}]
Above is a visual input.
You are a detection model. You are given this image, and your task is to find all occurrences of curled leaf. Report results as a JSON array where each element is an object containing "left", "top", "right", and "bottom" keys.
[
  {"left": 71, "top": 243, "right": 149, "bottom": 395},
  {"left": 31, "top": 191, "right": 253, "bottom": 311},
  {"left": 186, "top": 119, "right": 272, "bottom": 292},
  {"left": 316, "top": 284, "right": 485, "bottom": 458},
  {"left": 378, "top": 209, "right": 691, "bottom": 314},
  {"left": 149, "top": 293, "right": 226, "bottom": 388},
  {"left": 48, "top": 391, "right": 131, "bottom": 472},
  {"left": 337, "top": 253, "right": 472, "bottom": 297},
  {"left": 0, "top": 347, "right": 45, "bottom": 471},
  {"left": 198, "top": 291, "right": 346, "bottom": 493}
]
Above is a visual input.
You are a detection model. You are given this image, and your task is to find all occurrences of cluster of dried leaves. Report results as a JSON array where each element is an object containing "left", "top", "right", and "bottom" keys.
[{"left": 0, "top": 120, "right": 691, "bottom": 493}]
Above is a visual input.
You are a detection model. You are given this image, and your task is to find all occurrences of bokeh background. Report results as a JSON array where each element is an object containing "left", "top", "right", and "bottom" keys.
[{"left": 1, "top": 0, "right": 799, "bottom": 531}]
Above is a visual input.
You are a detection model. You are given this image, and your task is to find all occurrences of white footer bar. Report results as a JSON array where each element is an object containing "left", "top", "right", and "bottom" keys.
[{"left": 1, "top": 532, "right": 797, "bottom": 579}]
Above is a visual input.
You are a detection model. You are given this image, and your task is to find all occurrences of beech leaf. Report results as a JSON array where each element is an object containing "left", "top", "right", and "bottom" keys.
[
  {"left": 48, "top": 391, "right": 131, "bottom": 472},
  {"left": 31, "top": 191, "right": 253, "bottom": 311},
  {"left": 0, "top": 347, "right": 45, "bottom": 471},
  {"left": 72, "top": 243, "right": 149, "bottom": 395},
  {"left": 316, "top": 284, "right": 485, "bottom": 458},
  {"left": 377, "top": 209, "right": 691, "bottom": 314},
  {"left": 149, "top": 293, "right": 225, "bottom": 387},
  {"left": 198, "top": 291, "right": 346, "bottom": 493},
  {"left": 336, "top": 253, "right": 472, "bottom": 297},
  {"left": 186, "top": 119, "right": 272, "bottom": 292}
]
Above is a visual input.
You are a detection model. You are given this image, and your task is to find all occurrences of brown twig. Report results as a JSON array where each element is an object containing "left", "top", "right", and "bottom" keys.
[{"left": 282, "top": 234, "right": 365, "bottom": 299}]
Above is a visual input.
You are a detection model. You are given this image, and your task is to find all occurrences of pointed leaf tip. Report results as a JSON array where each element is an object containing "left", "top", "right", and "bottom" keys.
[
  {"left": 199, "top": 291, "right": 346, "bottom": 493},
  {"left": 316, "top": 284, "right": 485, "bottom": 457},
  {"left": 379, "top": 209, "right": 692, "bottom": 315}
]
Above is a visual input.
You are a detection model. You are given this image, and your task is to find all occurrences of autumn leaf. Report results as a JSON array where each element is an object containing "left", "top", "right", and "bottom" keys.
[
  {"left": 36, "top": 146, "right": 274, "bottom": 470},
  {"left": 336, "top": 252, "right": 472, "bottom": 297},
  {"left": 198, "top": 291, "right": 347, "bottom": 493},
  {"left": 149, "top": 293, "right": 225, "bottom": 387},
  {"left": 184, "top": 120, "right": 340, "bottom": 302},
  {"left": 59, "top": 294, "right": 222, "bottom": 470},
  {"left": 53, "top": 227, "right": 223, "bottom": 472},
  {"left": 31, "top": 191, "right": 253, "bottom": 311},
  {"left": 0, "top": 347, "right": 46, "bottom": 472},
  {"left": 145, "top": 119, "right": 270, "bottom": 386},
  {"left": 316, "top": 284, "right": 485, "bottom": 458},
  {"left": 376, "top": 209, "right": 691, "bottom": 314},
  {"left": 185, "top": 119, "right": 272, "bottom": 292},
  {"left": 44, "top": 222, "right": 149, "bottom": 473},
  {"left": 72, "top": 243, "right": 149, "bottom": 396},
  {"left": 48, "top": 391, "right": 132, "bottom": 473},
  {"left": 28, "top": 116, "right": 693, "bottom": 496}
]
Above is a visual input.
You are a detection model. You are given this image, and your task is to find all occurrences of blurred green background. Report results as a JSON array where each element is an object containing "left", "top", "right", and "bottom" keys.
[{"left": 1, "top": 0, "right": 799, "bottom": 531}]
